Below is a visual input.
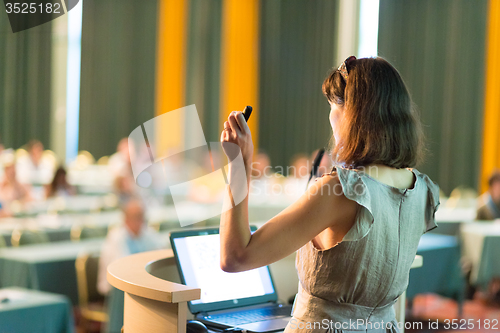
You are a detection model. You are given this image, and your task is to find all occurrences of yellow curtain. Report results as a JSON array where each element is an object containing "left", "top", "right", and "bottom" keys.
[
  {"left": 480, "top": 0, "right": 500, "bottom": 193},
  {"left": 220, "top": 0, "right": 260, "bottom": 150},
  {"left": 155, "top": 0, "right": 188, "bottom": 154}
]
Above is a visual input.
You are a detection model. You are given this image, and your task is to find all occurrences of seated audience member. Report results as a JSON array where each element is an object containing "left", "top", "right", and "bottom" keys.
[
  {"left": 283, "top": 154, "right": 310, "bottom": 200},
  {"left": 0, "top": 140, "right": 5, "bottom": 182},
  {"left": 0, "top": 136, "right": 11, "bottom": 160},
  {"left": 16, "top": 140, "right": 55, "bottom": 184},
  {"left": 0, "top": 162, "right": 31, "bottom": 204},
  {"left": 113, "top": 174, "right": 137, "bottom": 206},
  {"left": 0, "top": 201, "right": 12, "bottom": 217},
  {"left": 188, "top": 150, "right": 228, "bottom": 203},
  {"left": 290, "top": 153, "right": 310, "bottom": 179},
  {"left": 250, "top": 150, "right": 273, "bottom": 195},
  {"left": 0, "top": 138, "right": 15, "bottom": 186},
  {"left": 251, "top": 150, "right": 273, "bottom": 179},
  {"left": 97, "top": 200, "right": 164, "bottom": 295},
  {"left": 45, "top": 166, "right": 76, "bottom": 198},
  {"left": 477, "top": 171, "right": 500, "bottom": 220},
  {"left": 249, "top": 150, "right": 284, "bottom": 202},
  {"left": 0, "top": 142, "right": 13, "bottom": 216},
  {"left": 109, "top": 138, "right": 133, "bottom": 177}
]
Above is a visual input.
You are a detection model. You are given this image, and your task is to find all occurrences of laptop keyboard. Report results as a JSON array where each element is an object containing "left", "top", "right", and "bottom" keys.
[{"left": 203, "top": 305, "right": 291, "bottom": 326}]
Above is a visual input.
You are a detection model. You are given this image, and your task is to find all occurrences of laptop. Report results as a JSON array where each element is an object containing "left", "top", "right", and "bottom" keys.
[{"left": 170, "top": 227, "right": 292, "bottom": 332}]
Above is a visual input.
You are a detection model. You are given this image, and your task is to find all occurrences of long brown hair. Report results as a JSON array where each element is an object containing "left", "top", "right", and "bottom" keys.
[
  {"left": 46, "top": 166, "right": 71, "bottom": 198},
  {"left": 322, "top": 57, "right": 424, "bottom": 169}
]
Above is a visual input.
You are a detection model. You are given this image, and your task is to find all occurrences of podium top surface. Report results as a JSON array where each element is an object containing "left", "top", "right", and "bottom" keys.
[{"left": 107, "top": 249, "right": 201, "bottom": 303}]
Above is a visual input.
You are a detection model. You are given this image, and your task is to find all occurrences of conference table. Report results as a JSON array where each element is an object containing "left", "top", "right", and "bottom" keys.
[
  {"left": 431, "top": 207, "right": 476, "bottom": 236},
  {"left": 0, "top": 205, "right": 187, "bottom": 247},
  {"left": 0, "top": 239, "right": 103, "bottom": 305},
  {"left": 0, "top": 198, "right": 292, "bottom": 244},
  {"left": 11, "top": 194, "right": 119, "bottom": 217},
  {"left": 0, "top": 211, "right": 122, "bottom": 246},
  {"left": 0, "top": 287, "right": 74, "bottom": 333},
  {"left": 68, "top": 164, "right": 114, "bottom": 195},
  {"left": 461, "top": 221, "right": 500, "bottom": 288},
  {"left": 0, "top": 232, "right": 174, "bottom": 305}
]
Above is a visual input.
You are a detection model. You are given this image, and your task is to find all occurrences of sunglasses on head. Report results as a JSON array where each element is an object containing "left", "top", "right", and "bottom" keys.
[{"left": 337, "top": 56, "right": 356, "bottom": 81}]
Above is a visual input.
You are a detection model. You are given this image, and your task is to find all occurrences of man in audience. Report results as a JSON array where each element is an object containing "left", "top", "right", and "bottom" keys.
[
  {"left": 0, "top": 136, "right": 13, "bottom": 182},
  {"left": 108, "top": 138, "right": 133, "bottom": 178},
  {"left": 283, "top": 153, "right": 310, "bottom": 200},
  {"left": 0, "top": 160, "right": 32, "bottom": 204},
  {"left": 16, "top": 140, "right": 55, "bottom": 184},
  {"left": 251, "top": 150, "right": 273, "bottom": 179},
  {"left": 113, "top": 174, "right": 137, "bottom": 206},
  {"left": 477, "top": 171, "right": 500, "bottom": 220},
  {"left": 97, "top": 199, "right": 164, "bottom": 295},
  {"left": 250, "top": 150, "right": 273, "bottom": 197},
  {"left": 248, "top": 150, "right": 286, "bottom": 203},
  {"left": 0, "top": 202, "right": 10, "bottom": 217},
  {"left": 0, "top": 138, "right": 4, "bottom": 184}
]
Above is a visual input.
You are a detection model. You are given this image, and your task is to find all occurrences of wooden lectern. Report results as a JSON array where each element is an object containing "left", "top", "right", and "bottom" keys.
[{"left": 107, "top": 249, "right": 200, "bottom": 333}]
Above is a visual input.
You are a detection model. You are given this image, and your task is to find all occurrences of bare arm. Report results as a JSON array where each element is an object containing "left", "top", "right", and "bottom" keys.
[{"left": 219, "top": 111, "right": 357, "bottom": 272}]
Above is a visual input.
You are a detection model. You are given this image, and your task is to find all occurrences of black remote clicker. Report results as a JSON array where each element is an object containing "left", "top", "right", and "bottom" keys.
[{"left": 242, "top": 106, "right": 253, "bottom": 122}]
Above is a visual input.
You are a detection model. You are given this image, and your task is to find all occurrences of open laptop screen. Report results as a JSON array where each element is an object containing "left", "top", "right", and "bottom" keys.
[{"left": 170, "top": 228, "right": 278, "bottom": 313}]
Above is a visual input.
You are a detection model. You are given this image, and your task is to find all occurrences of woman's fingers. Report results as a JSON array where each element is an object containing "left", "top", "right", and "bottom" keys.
[
  {"left": 221, "top": 128, "right": 230, "bottom": 141},
  {"left": 235, "top": 112, "right": 249, "bottom": 134},
  {"left": 221, "top": 111, "right": 251, "bottom": 144},
  {"left": 228, "top": 112, "right": 243, "bottom": 136},
  {"left": 221, "top": 111, "right": 254, "bottom": 164},
  {"left": 221, "top": 120, "right": 234, "bottom": 143}
]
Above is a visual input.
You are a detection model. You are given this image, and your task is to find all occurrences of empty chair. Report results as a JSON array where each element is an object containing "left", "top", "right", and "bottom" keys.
[
  {"left": 14, "top": 148, "right": 28, "bottom": 159},
  {"left": 77, "top": 151, "right": 95, "bottom": 165},
  {"left": 42, "top": 150, "right": 58, "bottom": 169},
  {"left": 70, "top": 151, "right": 96, "bottom": 171},
  {"left": 71, "top": 225, "right": 108, "bottom": 241},
  {"left": 75, "top": 253, "right": 108, "bottom": 331},
  {"left": 11, "top": 229, "right": 49, "bottom": 247},
  {"left": 445, "top": 186, "right": 478, "bottom": 209},
  {"left": 148, "top": 222, "right": 161, "bottom": 232},
  {"left": 97, "top": 156, "right": 109, "bottom": 166}
]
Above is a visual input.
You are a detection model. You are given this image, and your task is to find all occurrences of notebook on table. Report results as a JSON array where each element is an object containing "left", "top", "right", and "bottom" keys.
[{"left": 170, "top": 227, "right": 292, "bottom": 333}]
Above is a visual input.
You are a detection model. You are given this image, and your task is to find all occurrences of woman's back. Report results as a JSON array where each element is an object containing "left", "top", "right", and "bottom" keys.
[
  {"left": 288, "top": 167, "right": 439, "bottom": 332},
  {"left": 219, "top": 56, "right": 440, "bottom": 332}
]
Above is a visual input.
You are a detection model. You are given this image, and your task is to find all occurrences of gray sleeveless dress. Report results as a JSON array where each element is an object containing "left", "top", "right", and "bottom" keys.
[{"left": 284, "top": 167, "right": 440, "bottom": 333}]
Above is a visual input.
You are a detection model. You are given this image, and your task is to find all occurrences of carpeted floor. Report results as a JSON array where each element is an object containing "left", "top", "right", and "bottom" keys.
[{"left": 405, "top": 294, "right": 500, "bottom": 333}]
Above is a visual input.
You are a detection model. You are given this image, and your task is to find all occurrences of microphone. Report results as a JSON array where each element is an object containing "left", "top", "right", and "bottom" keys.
[{"left": 307, "top": 148, "right": 325, "bottom": 186}]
